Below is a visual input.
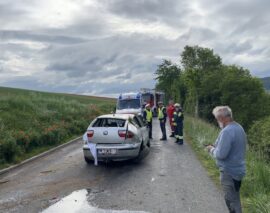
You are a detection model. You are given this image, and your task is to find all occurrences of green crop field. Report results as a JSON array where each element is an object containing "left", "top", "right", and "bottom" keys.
[{"left": 0, "top": 87, "right": 116, "bottom": 169}]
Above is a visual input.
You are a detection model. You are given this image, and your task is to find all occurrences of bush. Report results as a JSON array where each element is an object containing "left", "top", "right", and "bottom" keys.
[
  {"left": 40, "top": 128, "right": 65, "bottom": 146},
  {"left": 1, "top": 134, "right": 19, "bottom": 162},
  {"left": 28, "top": 130, "right": 42, "bottom": 150},
  {"left": 15, "top": 130, "right": 31, "bottom": 151},
  {"left": 248, "top": 116, "right": 270, "bottom": 160}
]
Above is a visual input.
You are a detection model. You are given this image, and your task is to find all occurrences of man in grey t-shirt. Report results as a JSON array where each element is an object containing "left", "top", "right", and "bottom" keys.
[{"left": 206, "top": 106, "right": 247, "bottom": 213}]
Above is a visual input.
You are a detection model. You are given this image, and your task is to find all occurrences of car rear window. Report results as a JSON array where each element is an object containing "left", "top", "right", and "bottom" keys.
[{"left": 92, "top": 118, "right": 126, "bottom": 128}]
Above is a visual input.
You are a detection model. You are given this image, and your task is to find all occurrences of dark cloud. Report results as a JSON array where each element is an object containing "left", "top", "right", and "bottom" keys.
[
  {"left": 218, "top": 41, "right": 253, "bottom": 55},
  {"left": 1, "top": 76, "right": 46, "bottom": 91},
  {"left": 0, "top": 0, "right": 270, "bottom": 96},
  {"left": 106, "top": 0, "right": 180, "bottom": 19},
  {"left": 104, "top": 0, "right": 190, "bottom": 27},
  {"left": 216, "top": 0, "right": 270, "bottom": 18},
  {"left": 178, "top": 27, "right": 217, "bottom": 42},
  {"left": 0, "top": 30, "right": 88, "bottom": 44},
  {"left": 43, "top": 34, "right": 178, "bottom": 81},
  {"left": 231, "top": 15, "right": 270, "bottom": 36}
]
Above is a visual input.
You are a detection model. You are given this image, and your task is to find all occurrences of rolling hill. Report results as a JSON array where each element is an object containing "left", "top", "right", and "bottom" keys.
[{"left": 261, "top": 76, "right": 270, "bottom": 91}]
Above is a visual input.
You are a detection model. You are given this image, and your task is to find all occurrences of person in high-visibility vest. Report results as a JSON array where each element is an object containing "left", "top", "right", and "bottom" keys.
[
  {"left": 143, "top": 104, "right": 153, "bottom": 139},
  {"left": 172, "top": 103, "right": 184, "bottom": 145},
  {"left": 158, "top": 101, "right": 167, "bottom": 140}
]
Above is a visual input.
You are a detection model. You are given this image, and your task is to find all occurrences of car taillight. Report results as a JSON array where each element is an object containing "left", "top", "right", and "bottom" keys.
[
  {"left": 118, "top": 130, "right": 126, "bottom": 138},
  {"left": 87, "top": 130, "right": 94, "bottom": 139},
  {"left": 118, "top": 130, "right": 134, "bottom": 139},
  {"left": 126, "top": 131, "right": 134, "bottom": 138}
]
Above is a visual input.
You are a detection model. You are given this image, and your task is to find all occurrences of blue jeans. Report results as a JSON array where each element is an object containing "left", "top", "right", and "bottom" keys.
[{"left": 220, "top": 171, "right": 242, "bottom": 213}]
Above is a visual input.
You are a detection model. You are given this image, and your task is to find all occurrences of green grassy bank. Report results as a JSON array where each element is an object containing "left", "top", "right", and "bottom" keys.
[
  {"left": 184, "top": 116, "right": 270, "bottom": 213},
  {"left": 0, "top": 87, "right": 116, "bottom": 169}
]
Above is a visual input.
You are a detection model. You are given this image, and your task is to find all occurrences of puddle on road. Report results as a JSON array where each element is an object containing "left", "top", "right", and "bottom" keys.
[{"left": 42, "top": 189, "right": 149, "bottom": 213}]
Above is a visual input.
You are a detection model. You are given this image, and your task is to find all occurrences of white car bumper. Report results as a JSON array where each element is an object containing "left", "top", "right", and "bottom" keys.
[{"left": 83, "top": 143, "right": 141, "bottom": 161}]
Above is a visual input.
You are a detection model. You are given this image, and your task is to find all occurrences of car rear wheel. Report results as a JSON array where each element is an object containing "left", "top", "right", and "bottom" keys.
[
  {"left": 133, "top": 141, "right": 149, "bottom": 163},
  {"left": 84, "top": 156, "right": 93, "bottom": 164}
]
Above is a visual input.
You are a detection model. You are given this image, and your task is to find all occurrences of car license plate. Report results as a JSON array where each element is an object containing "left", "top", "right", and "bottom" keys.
[{"left": 98, "top": 149, "right": 117, "bottom": 155}]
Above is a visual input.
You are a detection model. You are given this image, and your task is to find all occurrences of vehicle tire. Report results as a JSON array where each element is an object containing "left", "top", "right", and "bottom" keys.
[
  {"left": 84, "top": 157, "right": 93, "bottom": 164},
  {"left": 147, "top": 139, "right": 151, "bottom": 147},
  {"left": 133, "top": 142, "right": 149, "bottom": 163}
]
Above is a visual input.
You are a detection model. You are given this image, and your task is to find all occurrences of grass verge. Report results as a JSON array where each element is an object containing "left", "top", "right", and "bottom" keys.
[
  {"left": 0, "top": 134, "right": 80, "bottom": 170},
  {"left": 184, "top": 116, "right": 270, "bottom": 213}
]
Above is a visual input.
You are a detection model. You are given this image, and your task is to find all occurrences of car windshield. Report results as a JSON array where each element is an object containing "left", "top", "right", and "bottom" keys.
[
  {"left": 92, "top": 118, "right": 126, "bottom": 127},
  {"left": 117, "top": 99, "right": 141, "bottom": 109}
]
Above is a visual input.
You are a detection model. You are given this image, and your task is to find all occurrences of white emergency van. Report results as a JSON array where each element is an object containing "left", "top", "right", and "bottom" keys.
[{"left": 116, "top": 92, "right": 143, "bottom": 115}]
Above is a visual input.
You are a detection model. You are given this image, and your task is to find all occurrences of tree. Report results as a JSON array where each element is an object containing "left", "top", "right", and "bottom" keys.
[
  {"left": 155, "top": 45, "right": 270, "bottom": 130},
  {"left": 219, "top": 65, "right": 267, "bottom": 129},
  {"left": 181, "top": 45, "right": 222, "bottom": 117},
  {"left": 168, "top": 72, "right": 187, "bottom": 106},
  {"left": 155, "top": 59, "right": 181, "bottom": 102}
]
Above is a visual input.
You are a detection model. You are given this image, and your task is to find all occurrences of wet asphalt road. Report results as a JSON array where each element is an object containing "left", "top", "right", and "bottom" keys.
[{"left": 0, "top": 119, "right": 228, "bottom": 213}]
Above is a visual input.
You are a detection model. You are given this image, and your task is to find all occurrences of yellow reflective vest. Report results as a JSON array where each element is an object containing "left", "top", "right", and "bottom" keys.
[
  {"left": 158, "top": 107, "right": 165, "bottom": 120},
  {"left": 145, "top": 109, "right": 153, "bottom": 122}
]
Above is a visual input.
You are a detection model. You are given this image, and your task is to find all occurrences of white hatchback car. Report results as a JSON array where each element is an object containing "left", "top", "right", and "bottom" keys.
[{"left": 83, "top": 114, "right": 150, "bottom": 163}]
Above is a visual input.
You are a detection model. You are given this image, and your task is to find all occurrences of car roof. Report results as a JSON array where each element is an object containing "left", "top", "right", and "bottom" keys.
[{"left": 97, "top": 114, "right": 135, "bottom": 120}]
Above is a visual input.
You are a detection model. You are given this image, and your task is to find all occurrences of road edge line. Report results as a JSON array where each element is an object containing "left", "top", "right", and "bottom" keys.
[{"left": 0, "top": 136, "right": 82, "bottom": 176}]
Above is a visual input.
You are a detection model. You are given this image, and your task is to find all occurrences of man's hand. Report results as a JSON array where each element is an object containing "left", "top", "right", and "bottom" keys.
[{"left": 206, "top": 145, "right": 215, "bottom": 153}]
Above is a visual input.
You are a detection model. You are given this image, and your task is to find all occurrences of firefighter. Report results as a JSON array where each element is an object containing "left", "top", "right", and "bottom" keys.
[
  {"left": 172, "top": 103, "right": 184, "bottom": 145},
  {"left": 167, "top": 100, "right": 175, "bottom": 137},
  {"left": 143, "top": 104, "right": 153, "bottom": 139},
  {"left": 158, "top": 101, "right": 167, "bottom": 140}
]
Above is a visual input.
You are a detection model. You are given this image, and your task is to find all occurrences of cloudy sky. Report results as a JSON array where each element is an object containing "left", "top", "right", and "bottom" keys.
[{"left": 0, "top": 0, "right": 269, "bottom": 97}]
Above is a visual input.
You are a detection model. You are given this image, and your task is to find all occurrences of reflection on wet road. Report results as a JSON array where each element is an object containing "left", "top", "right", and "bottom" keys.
[
  {"left": 0, "top": 119, "right": 228, "bottom": 213},
  {"left": 42, "top": 189, "right": 148, "bottom": 213}
]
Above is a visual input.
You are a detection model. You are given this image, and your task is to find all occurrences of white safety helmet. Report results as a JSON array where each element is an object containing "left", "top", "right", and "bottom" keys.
[{"left": 174, "top": 103, "right": 180, "bottom": 108}]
